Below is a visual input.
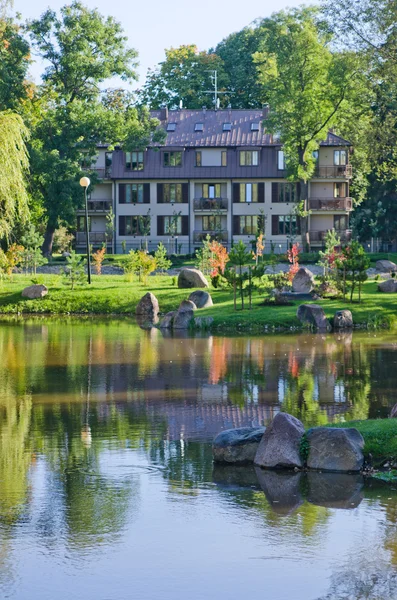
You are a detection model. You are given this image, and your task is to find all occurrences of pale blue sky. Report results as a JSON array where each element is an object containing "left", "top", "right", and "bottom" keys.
[{"left": 14, "top": 0, "right": 313, "bottom": 88}]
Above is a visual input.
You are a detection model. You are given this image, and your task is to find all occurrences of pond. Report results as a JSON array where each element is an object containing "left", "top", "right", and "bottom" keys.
[{"left": 1, "top": 318, "right": 397, "bottom": 600}]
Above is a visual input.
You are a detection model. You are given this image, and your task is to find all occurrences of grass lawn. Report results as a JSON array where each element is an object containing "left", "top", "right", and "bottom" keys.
[
  {"left": 331, "top": 419, "right": 397, "bottom": 463},
  {"left": 0, "top": 274, "right": 396, "bottom": 331}
]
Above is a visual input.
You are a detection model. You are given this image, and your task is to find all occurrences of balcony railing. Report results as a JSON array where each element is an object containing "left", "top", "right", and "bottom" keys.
[
  {"left": 309, "top": 198, "right": 353, "bottom": 211},
  {"left": 76, "top": 232, "right": 112, "bottom": 245},
  {"left": 77, "top": 200, "right": 112, "bottom": 213},
  {"left": 313, "top": 165, "right": 352, "bottom": 179},
  {"left": 193, "top": 230, "right": 228, "bottom": 243},
  {"left": 88, "top": 167, "right": 112, "bottom": 179},
  {"left": 309, "top": 229, "right": 352, "bottom": 243},
  {"left": 193, "top": 198, "right": 228, "bottom": 211}
]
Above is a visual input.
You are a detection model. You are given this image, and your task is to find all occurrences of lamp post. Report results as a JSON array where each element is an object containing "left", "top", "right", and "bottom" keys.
[{"left": 80, "top": 176, "right": 91, "bottom": 284}]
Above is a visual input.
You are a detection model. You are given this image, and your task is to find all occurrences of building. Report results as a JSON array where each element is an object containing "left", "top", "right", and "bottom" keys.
[{"left": 76, "top": 108, "right": 353, "bottom": 254}]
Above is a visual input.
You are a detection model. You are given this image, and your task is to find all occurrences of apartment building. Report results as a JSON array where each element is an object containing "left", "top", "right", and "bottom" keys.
[{"left": 76, "top": 108, "right": 353, "bottom": 254}]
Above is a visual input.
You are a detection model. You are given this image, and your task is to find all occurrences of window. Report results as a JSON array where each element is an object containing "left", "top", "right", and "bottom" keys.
[
  {"left": 124, "top": 184, "right": 144, "bottom": 204},
  {"left": 272, "top": 183, "right": 297, "bottom": 203},
  {"left": 119, "top": 216, "right": 147, "bottom": 236},
  {"left": 251, "top": 123, "right": 260, "bottom": 131},
  {"left": 223, "top": 123, "right": 232, "bottom": 131},
  {"left": 163, "top": 183, "right": 183, "bottom": 203},
  {"left": 334, "top": 215, "right": 348, "bottom": 230},
  {"left": 221, "top": 150, "right": 227, "bottom": 166},
  {"left": 272, "top": 215, "right": 301, "bottom": 235},
  {"left": 202, "top": 184, "right": 221, "bottom": 199},
  {"left": 195, "top": 123, "right": 204, "bottom": 132},
  {"left": 240, "top": 215, "right": 258, "bottom": 235},
  {"left": 167, "top": 123, "right": 176, "bottom": 132},
  {"left": 312, "top": 150, "right": 319, "bottom": 162},
  {"left": 203, "top": 215, "right": 222, "bottom": 231},
  {"left": 334, "top": 150, "right": 347, "bottom": 166},
  {"left": 240, "top": 183, "right": 258, "bottom": 203},
  {"left": 334, "top": 182, "right": 347, "bottom": 198},
  {"left": 164, "top": 151, "right": 182, "bottom": 167},
  {"left": 278, "top": 150, "right": 285, "bottom": 170},
  {"left": 240, "top": 150, "right": 259, "bottom": 166},
  {"left": 105, "top": 152, "right": 112, "bottom": 176},
  {"left": 195, "top": 151, "right": 202, "bottom": 167},
  {"left": 77, "top": 216, "right": 91, "bottom": 231},
  {"left": 126, "top": 151, "right": 144, "bottom": 170},
  {"left": 164, "top": 216, "right": 182, "bottom": 235}
]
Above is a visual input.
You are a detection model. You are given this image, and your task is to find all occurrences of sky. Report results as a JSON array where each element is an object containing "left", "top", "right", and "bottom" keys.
[{"left": 14, "top": 0, "right": 315, "bottom": 89}]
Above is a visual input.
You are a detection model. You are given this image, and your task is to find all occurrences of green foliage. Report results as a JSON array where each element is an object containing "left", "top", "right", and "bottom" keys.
[
  {"left": 299, "top": 433, "right": 310, "bottom": 462},
  {"left": 122, "top": 250, "right": 157, "bottom": 284},
  {"left": 154, "top": 243, "right": 171, "bottom": 273},
  {"left": 336, "top": 241, "right": 370, "bottom": 302},
  {"left": 195, "top": 235, "right": 213, "bottom": 276},
  {"left": 53, "top": 226, "right": 74, "bottom": 253},
  {"left": 121, "top": 240, "right": 127, "bottom": 255},
  {"left": 21, "top": 225, "right": 47, "bottom": 275},
  {"left": 0, "top": 16, "right": 31, "bottom": 110},
  {"left": 331, "top": 419, "right": 397, "bottom": 462},
  {"left": 63, "top": 251, "right": 86, "bottom": 290}
]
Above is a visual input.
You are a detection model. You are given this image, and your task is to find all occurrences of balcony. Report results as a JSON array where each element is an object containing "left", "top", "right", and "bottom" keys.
[
  {"left": 309, "top": 198, "right": 353, "bottom": 211},
  {"left": 313, "top": 165, "right": 352, "bottom": 179},
  {"left": 76, "top": 232, "right": 112, "bottom": 245},
  {"left": 309, "top": 229, "right": 352, "bottom": 244},
  {"left": 90, "top": 167, "right": 112, "bottom": 180},
  {"left": 193, "top": 230, "right": 228, "bottom": 243},
  {"left": 77, "top": 200, "right": 112, "bottom": 213},
  {"left": 193, "top": 198, "right": 228, "bottom": 211}
]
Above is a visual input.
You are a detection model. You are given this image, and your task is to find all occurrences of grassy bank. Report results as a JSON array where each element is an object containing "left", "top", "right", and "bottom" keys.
[{"left": 331, "top": 419, "right": 397, "bottom": 464}]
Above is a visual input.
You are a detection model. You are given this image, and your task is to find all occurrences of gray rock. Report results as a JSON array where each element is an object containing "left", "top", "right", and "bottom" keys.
[
  {"left": 21, "top": 284, "right": 48, "bottom": 299},
  {"left": 136, "top": 313, "right": 159, "bottom": 329},
  {"left": 378, "top": 279, "right": 397, "bottom": 293},
  {"left": 178, "top": 299, "right": 197, "bottom": 312},
  {"left": 135, "top": 292, "right": 159, "bottom": 319},
  {"left": 306, "top": 427, "right": 365, "bottom": 472},
  {"left": 159, "top": 311, "right": 176, "bottom": 329},
  {"left": 194, "top": 317, "right": 214, "bottom": 329},
  {"left": 254, "top": 412, "right": 305, "bottom": 469},
  {"left": 296, "top": 304, "right": 331, "bottom": 332},
  {"left": 178, "top": 268, "right": 209, "bottom": 289},
  {"left": 307, "top": 472, "right": 364, "bottom": 509},
  {"left": 333, "top": 309, "right": 353, "bottom": 329},
  {"left": 213, "top": 427, "right": 266, "bottom": 464},
  {"left": 173, "top": 308, "right": 195, "bottom": 329},
  {"left": 188, "top": 290, "right": 213, "bottom": 309},
  {"left": 292, "top": 267, "right": 315, "bottom": 293},
  {"left": 255, "top": 468, "right": 303, "bottom": 515},
  {"left": 376, "top": 259, "right": 397, "bottom": 273}
]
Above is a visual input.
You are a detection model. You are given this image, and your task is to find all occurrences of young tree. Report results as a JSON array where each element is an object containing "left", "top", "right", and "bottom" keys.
[
  {"left": 92, "top": 247, "right": 106, "bottom": 275},
  {"left": 63, "top": 251, "right": 86, "bottom": 290},
  {"left": 21, "top": 225, "right": 47, "bottom": 275},
  {"left": 229, "top": 241, "right": 251, "bottom": 310},
  {"left": 337, "top": 241, "right": 370, "bottom": 302},
  {"left": 154, "top": 243, "right": 171, "bottom": 273}
]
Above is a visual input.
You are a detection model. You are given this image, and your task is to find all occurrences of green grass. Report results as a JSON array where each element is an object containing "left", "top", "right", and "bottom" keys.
[{"left": 331, "top": 419, "right": 397, "bottom": 462}]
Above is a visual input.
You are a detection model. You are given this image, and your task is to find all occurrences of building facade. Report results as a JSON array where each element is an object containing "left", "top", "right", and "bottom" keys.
[{"left": 76, "top": 108, "right": 353, "bottom": 254}]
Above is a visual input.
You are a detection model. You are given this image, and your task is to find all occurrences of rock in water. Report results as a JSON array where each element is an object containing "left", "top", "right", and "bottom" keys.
[
  {"left": 178, "top": 268, "right": 209, "bottom": 289},
  {"left": 254, "top": 412, "right": 305, "bottom": 469},
  {"left": 135, "top": 292, "right": 159, "bottom": 319},
  {"left": 376, "top": 260, "right": 397, "bottom": 273},
  {"left": 378, "top": 279, "right": 397, "bottom": 293},
  {"left": 333, "top": 309, "right": 353, "bottom": 329},
  {"left": 178, "top": 299, "right": 197, "bottom": 312},
  {"left": 213, "top": 427, "right": 266, "bottom": 464},
  {"left": 306, "top": 427, "right": 364, "bottom": 472},
  {"left": 307, "top": 472, "right": 364, "bottom": 509},
  {"left": 292, "top": 267, "right": 315, "bottom": 293},
  {"left": 173, "top": 308, "right": 195, "bottom": 329},
  {"left": 296, "top": 304, "right": 331, "bottom": 332},
  {"left": 21, "top": 284, "right": 48, "bottom": 299},
  {"left": 194, "top": 317, "right": 214, "bottom": 329},
  {"left": 159, "top": 311, "right": 176, "bottom": 329},
  {"left": 255, "top": 468, "right": 303, "bottom": 515},
  {"left": 188, "top": 290, "right": 213, "bottom": 308}
]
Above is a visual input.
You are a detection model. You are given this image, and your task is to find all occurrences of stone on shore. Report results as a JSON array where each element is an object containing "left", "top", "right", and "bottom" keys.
[
  {"left": 159, "top": 311, "right": 176, "bottom": 329},
  {"left": 333, "top": 309, "right": 353, "bottom": 329},
  {"left": 173, "top": 308, "right": 195, "bottom": 329},
  {"left": 296, "top": 304, "right": 331, "bottom": 332},
  {"left": 254, "top": 412, "right": 305, "bottom": 469},
  {"left": 21, "top": 284, "right": 48, "bottom": 299},
  {"left": 213, "top": 427, "right": 266, "bottom": 464},
  {"left": 306, "top": 427, "right": 364, "bottom": 472},
  {"left": 378, "top": 279, "right": 397, "bottom": 293},
  {"left": 178, "top": 299, "right": 197, "bottom": 312},
  {"left": 188, "top": 290, "right": 213, "bottom": 309},
  {"left": 135, "top": 292, "right": 159, "bottom": 319},
  {"left": 376, "top": 259, "right": 397, "bottom": 273},
  {"left": 292, "top": 267, "right": 315, "bottom": 293},
  {"left": 178, "top": 268, "right": 209, "bottom": 289}
]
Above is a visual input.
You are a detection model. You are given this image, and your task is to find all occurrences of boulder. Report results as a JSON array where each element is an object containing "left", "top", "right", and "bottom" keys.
[
  {"left": 376, "top": 259, "right": 397, "bottom": 273},
  {"left": 255, "top": 468, "right": 303, "bottom": 515},
  {"left": 307, "top": 472, "right": 364, "bottom": 509},
  {"left": 178, "top": 299, "right": 197, "bottom": 312},
  {"left": 306, "top": 427, "right": 365, "bottom": 473},
  {"left": 173, "top": 308, "right": 195, "bottom": 329},
  {"left": 378, "top": 279, "right": 397, "bottom": 293},
  {"left": 213, "top": 427, "right": 266, "bottom": 464},
  {"left": 188, "top": 290, "right": 213, "bottom": 309},
  {"left": 292, "top": 267, "right": 315, "bottom": 293},
  {"left": 136, "top": 313, "right": 159, "bottom": 329},
  {"left": 296, "top": 304, "right": 331, "bottom": 332},
  {"left": 254, "top": 412, "right": 305, "bottom": 469},
  {"left": 333, "top": 309, "right": 353, "bottom": 329},
  {"left": 159, "top": 311, "right": 176, "bottom": 329},
  {"left": 178, "top": 268, "right": 209, "bottom": 289},
  {"left": 21, "top": 284, "right": 48, "bottom": 299},
  {"left": 194, "top": 317, "right": 214, "bottom": 329},
  {"left": 135, "top": 292, "right": 159, "bottom": 319}
]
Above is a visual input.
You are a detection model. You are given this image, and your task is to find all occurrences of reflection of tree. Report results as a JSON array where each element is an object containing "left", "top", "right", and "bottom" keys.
[
  {"left": 340, "top": 344, "right": 371, "bottom": 422},
  {"left": 282, "top": 370, "right": 328, "bottom": 428}
]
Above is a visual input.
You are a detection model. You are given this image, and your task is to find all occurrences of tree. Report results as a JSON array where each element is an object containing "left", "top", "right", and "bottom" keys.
[
  {"left": 336, "top": 241, "right": 370, "bottom": 302},
  {"left": 92, "top": 246, "right": 106, "bottom": 275},
  {"left": 21, "top": 225, "right": 47, "bottom": 274},
  {"left": 154, "top": 243, "right": 171, "bottom": 273},
  {"left": 253, "top": 7, "right": 362, "bottom": 248},
  {"left": 228, "top": 241, "right": 251, "bottom": 310},
  {"left": 0, "top": 16, "right": 32, "bottom": 111},
  {"left": 63, "top": 251, "right": 86, "bottom": 289}
]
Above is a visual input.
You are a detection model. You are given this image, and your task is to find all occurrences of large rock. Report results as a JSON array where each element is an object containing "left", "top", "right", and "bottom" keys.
[
  {"left": 135, "top": 292, "right": 159, "bottom": 319},
  {"left": 378, "top": 279, "right": 397, "bottom": 293},
  {"left": 306, "top": 427, "right": 365, "bottom": 473},
  {"left": 213, "top": 427, "right": 266, "bottom": 464},
  {"left": 296, "top": 304, "right": 331, "bottom": 332},
  {"left": 254, "top": 412, "right": 305, "bottom": 469},
  {"left": 173, "top": 308, "right": 195, "bottom": 329},
  {"left": 159, "top": 311, "right": 176, "bottom": 329},
  {"left": 178, "top": 268, "right": 209, "bottom": 289},
  {"left": 178, "top": 299, "right": 197, "bottom": 312},
  {"left": 21, "top": 284, "right": 48, "bottom": 299},
  {"left": 333, "top": 309, "right": 353, "bottom": 329},
  {"left": 307, "top": 472, "right": 364, "bottom": 509},
  {"left": 376, "top": 259, "right": 397, "bottom": 273},
  {"left": 292, "top": 267, "right": 315, "bottom": 293},
  {"left": 255, "top": 468, "right": 303, "bottom": 515},
  {"left": 188, "top": 290, "right": 213, "bottom": 309}
]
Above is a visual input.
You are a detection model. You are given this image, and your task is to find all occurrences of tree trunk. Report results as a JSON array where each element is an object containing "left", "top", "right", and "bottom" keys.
[
  {"left": 298, "top": 179, "right": 310, "bottom": 252},
  {"left": 42, "top": 224, "right": 56, "bottom": 257}
]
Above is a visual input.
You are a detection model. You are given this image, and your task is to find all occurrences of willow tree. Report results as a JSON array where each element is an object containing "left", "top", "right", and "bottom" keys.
[{"left": 0, "top": 112, "right": 29, "bottom": 241}]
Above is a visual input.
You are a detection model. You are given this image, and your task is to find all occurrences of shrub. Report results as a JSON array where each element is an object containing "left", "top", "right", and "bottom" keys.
[
  {"left": 63, "top": 251, "right": 86, "bottom": 290},
  {"left": 154, "top": 242, "right": 172, "bottom": 273},
  {"left": 92, "top": 247, "right": 106, "bottom": 275}
]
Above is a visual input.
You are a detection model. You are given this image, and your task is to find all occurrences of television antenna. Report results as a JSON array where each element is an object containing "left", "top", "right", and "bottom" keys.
[{"left": 204, "top": 70, "right": 233, "bottom": 109}]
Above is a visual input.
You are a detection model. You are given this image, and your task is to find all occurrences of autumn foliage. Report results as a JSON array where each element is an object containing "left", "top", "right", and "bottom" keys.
[
  {"left": 209, "top": 240, "right": 229, "bottom": 277},
  {"left": 92, "top": 247, "right": 106, "bottom": 275},
  {"left": 286, "top": 243, "right": 301, "bottom": 282}
]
